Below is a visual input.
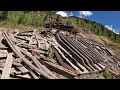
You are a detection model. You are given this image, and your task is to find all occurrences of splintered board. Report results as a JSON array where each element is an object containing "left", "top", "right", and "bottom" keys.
[{"left": 1, "top": 53, "right": 13, "bottom": 79}]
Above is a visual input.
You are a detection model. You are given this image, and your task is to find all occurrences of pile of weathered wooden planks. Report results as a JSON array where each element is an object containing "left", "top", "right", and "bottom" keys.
[
  {"left": 0, "top": 30, "right": 77, "bottom": 79},
  {"left": 0, "top": 28, "right": 117, "bottom": 79}
]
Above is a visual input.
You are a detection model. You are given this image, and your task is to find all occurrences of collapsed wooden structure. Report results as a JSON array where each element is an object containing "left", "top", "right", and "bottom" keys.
[{"left": 0, "top": 21, "right": 119, "bottom": 79}]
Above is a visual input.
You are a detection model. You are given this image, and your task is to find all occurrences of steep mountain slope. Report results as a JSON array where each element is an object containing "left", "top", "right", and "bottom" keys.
[
  {"left": 0, "top": 11, "right": 120, "bottom": 49},
  {"left": 0, "top": 11, "right": 120, "bottom": 79}
]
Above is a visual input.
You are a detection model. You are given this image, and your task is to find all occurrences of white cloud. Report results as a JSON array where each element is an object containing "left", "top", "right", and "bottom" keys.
[
  {"left": 79, "top": 11, "right": 93, "bottom": 17},
  {"left": 105, "top": 25, "right": 119, "bottom": 34},
  {"left": 105, "top": 25, "right": 113, "bottom": 31},
  {"left": 56, "top": 11, "right": 68, "bottom": 17},
  {"left": 68, "top": 12, "right": 73, "bottom": 16}
]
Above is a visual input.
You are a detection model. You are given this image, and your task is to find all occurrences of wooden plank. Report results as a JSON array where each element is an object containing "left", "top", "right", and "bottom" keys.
[
  {"left": 2, "top": 32, "right": 53, "bottom": 79},
  {"left": 9, "top": 33, "right": 19, "bottom": 44},
  {"left": 1, "top": 53, "right": 13, "bottom": 79},
  {"left": 16, "top": 65, "right": 29, "bottom": 74},
  {"left": 10, "top": 67, "right": 22, "bottom": 76},
  {"left": 17, "top": 43, "right": 37, "bottom": 49},
  {"left": 14, "top": 58, "right": 22, "bottom": 63},
  {"left": 13, "top": 71, "right": 22, "bottom": 75},
  {"left": 0, "top": 67, "right": 20, "bottom": 76},
  {"left": 29, "top": 29, "right": 36, "bottom": 45},
  {"left": 14, "top": 36, "right": 29, "bottom": 41},
  {"left": 52, "top": 46, "right": 76, "bottom": 72},
  {"left": 16, "top": 74, "right": 31, "bottom": 79},
  {"left": 0, "top": 50, "right": 8, "bottom": 58},
  {"left": 35, "top": 34, "right": 40, "bottom": 48},
  {"left": 17, "top": 33, "right": 33, "bottom": 36},
  {"left": 29, "top": 36, "right": 34, "bottom": 45},
  {"left": 28, "top": 49, "right": 46, "bottom": 54},
  {"left": 20, "top": 30, "right": 34, "bottom": 34},
  {"left": 19, "top": 47, "right": 57, "bottom": 79},
  {"left": 10, "top": 67, "right": 16, "bottom": 73},
  {"left": 106, "top": 48, "right": 115, "bottom": 56},
  {"left": 0, "top": 42, "right": 8, "bottom": 49},
  {"left": 41, "top": 61, "right": 76, "bottom": 79},
  {"left": 29, "top": 71, "right": 39, "bottom": 79},
  {"left": 52, "top": 37, "right": 86, "bottom": 72},
  {"left": 44, "top": 41, "right": 49, "bottom": 50},
  {"left": 12, "top": 62, "right": 22, "bottom": 67},
  {"left": 0, "top": 53, "right": 7, "bottom": 59},
  {"left": 53, "top": 44, "right": 81, "bottom": 73}
]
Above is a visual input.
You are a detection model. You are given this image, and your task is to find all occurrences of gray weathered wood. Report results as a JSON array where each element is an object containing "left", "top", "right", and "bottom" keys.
[
  {"left": 28, "top": 49, "right": 46, "bottom": 54},
  {"left": 35, "top": 34, "right": 40, "bottom": 48},
  {"left": 41, "top": 61, "right": 76, "bottom": 79},
  {"left": 1, "top": 53, "right": 13, "bottom": 79},
  {"left": 0, "top": 42, "right": 8, "bottom": 49},
  {"left": 12, "top": 62, "right": 22, "bottom": 67},
  {"left": 19, "top": 47, "right": 58, "bottom": 79},
  {"left": 52, "top": 42, "right": 81, "bottom": 73},
  {"left": 29, "top": 29, "right": 36, "bottom": 45},
  {"left": 2, "top": 32, "right": 53, "bottom": 79},
  {"left": 52, "top": 37, "right": 86, "bottom": 72},
  {"left": 29, "top": 71, "right": 39, "bottom": 79},
  {"left": 16, "top": 65, "right": 29, "bottom": 74},
  {"left": 16, "top": 74, "right": 31, "bottom": 79}
]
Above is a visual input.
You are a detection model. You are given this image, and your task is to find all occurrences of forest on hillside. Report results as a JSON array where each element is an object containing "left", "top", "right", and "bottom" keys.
[{"left": 0, "top": 11, "right": 120, "bottom": 43}]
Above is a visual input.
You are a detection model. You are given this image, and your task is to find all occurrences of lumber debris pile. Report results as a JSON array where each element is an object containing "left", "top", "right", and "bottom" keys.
[{"left": 0, "top": 26, "right": 119, "bottom": 79}]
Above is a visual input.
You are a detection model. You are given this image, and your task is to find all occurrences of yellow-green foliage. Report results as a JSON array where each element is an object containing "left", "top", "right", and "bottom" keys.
[
  {"left": 6, "top": 11, "right": 48, "bottom": 27},
  {"left": 7, "top": 11, "right": 23, "bottom": 25},
  {"left": 63, "top": 16, "right": 120, "bottom": 43},
  {"left": 102, "top": 71, "right": 113, "bottom": 79},
  {"left": 21, "top": 13, "right": 32, "bottom": 26}
]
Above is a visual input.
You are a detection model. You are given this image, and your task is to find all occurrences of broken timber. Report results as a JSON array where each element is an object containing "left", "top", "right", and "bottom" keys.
[
  {"left": 2, "top": 31, "right": 54, "bottom": 79},
  {"left": 1, "top": 53, "right": 13, "bottom": 79}
]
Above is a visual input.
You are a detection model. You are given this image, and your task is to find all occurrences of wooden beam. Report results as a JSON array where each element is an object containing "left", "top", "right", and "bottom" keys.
[
  {"left": 16, "top": 74, "right": 31, "bottom": 79},
  {"left": 19, "top": 47, "right": 58, "bottom": 79},
  {"left": 29, "top": 71, "right": 39, "bottom": 79},
  {"left": 1, "top": 53, "right": 13, "bottom": 79},
  {"left": 29, "top": 29, "right": 36, "bottom": 45},
  {"left": 16, "top": 65, "right": 29, "bottom": 74},
  {"left": 2, "top": 32, "right": 53, "bottom": 79},
  {"left": 41, "top": 61, "right": 76, "bottom": 79},
  {"left": 35, "top": 34, "right": 40, "bottom": 48}
]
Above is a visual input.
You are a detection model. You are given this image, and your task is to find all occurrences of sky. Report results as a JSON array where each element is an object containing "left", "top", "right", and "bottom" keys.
[{"left": 56, "top": 11, "right": 120, "bottom": 34}]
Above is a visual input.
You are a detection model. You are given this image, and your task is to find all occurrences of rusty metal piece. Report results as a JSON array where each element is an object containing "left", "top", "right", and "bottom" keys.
[{"left": 52, "top": 46, "right": 77, "bottom": 74}]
